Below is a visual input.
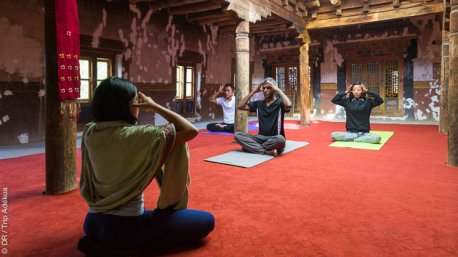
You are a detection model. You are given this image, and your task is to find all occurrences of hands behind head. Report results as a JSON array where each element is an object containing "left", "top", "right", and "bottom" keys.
[
  {"left": 257, "top": 82, "right": 279, "bottom": 92},
  {"left": 345, "top": 83, "right": 352, "bottom": 94},
  {"left": 131, "top": 92, "right": 157, "bottom": 111},
  {"left": 345, "top": 83, "right": 368, "bottom": 94}
]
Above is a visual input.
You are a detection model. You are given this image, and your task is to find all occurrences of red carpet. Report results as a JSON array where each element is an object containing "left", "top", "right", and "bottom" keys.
[{"left": 1, "top": 121, "right": 457, "bottom": 257}]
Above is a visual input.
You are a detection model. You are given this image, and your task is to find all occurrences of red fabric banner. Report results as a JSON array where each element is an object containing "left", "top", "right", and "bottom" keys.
[{"left": 55, "top": 0, "right": 80, "bottom": 100}]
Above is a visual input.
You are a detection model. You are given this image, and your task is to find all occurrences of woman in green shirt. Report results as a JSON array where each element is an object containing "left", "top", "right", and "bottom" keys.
[{"left": 79, "top": 77, "right": 214, "bottom": 254}]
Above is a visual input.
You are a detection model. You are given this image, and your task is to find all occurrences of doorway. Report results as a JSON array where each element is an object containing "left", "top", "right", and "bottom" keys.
[
  {"left": 347, "top": 59, "right": 403, "bottom": 116},
  {"left": 273, "top": 64, "right": 299, "bottom": 115}
]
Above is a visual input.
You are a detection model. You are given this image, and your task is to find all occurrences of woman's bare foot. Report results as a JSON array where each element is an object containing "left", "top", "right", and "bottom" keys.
[{"left": 265, "top": 149, "right": 278, "bottom": 157}]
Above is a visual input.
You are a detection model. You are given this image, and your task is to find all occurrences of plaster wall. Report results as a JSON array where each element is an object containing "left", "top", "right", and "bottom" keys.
[
  {"left": 0, "top": 0, "right": 45, "bottom": 145},
  {"left": 410, "top": 15, "right": 441, "bottom": 122},
  {"left": 0, "top": 1, "right": 238, "bottom": 145},
  {"left": 318, "top": 15, "right": 441, "bottom": 122}
]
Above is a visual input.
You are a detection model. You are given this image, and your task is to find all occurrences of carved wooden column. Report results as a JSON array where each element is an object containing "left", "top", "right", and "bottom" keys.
[
  {"left": 235, "top": 21, "right": 250, "bottom": 133},
  {"left": 449, "top": 0, "right": 458, "bottom": 166},
  {"left": 44, "top": 0, "right": 77, "bottom": 194},
  {"left": 440, "top": 31, "right": 450, "bottom": 134},
  {"left": 299, "top": 31, "right": 311, "bottom": 126}
]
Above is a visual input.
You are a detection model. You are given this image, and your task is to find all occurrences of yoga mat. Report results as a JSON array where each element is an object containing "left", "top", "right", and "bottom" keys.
[
  {"left": 329, "top": 131, "right": 394, "bottom": 150},
  {"left": 204, "top": 140, "right": 309, "bottom": 168},
  {"left": 202, "top": 122, "right": 258, "bottom": 136}
]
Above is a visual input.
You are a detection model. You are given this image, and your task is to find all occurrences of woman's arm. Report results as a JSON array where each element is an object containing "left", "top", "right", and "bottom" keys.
[
  {"left": 367, "top": 91, "right": 384, "bottom": 107},
  {"left": 134, "top": 92, "right": 198, "bottom": 144},
  {"left": 332, "top": 83, "right": 351, "bottom": 106},
  {"left": 331, "top": 92, "right": 347, "bottom": 106},
  {"left": 362, "top": 84, "right": 384, "bottom": 107}
]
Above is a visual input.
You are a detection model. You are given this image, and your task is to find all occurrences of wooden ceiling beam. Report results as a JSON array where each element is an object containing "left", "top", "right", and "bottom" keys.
[
  {"left": 229, "top": 0, "right": 305, "bottom": 30},
  {"left": 252, "top": 28, "right": 298, "bottom": 36},
  {"left": 251, "top": 19, "right": 288, "bottom": 28},
  {"left": 316, "top": 0, "right": 392, "bottom": 14},
  {"left": 199, "top": 16, "right": 236, "bottom": 25},
  {"left": 306, "top": 2, "right": 443, "bottom": 30},
  {"left": 314, "top": 1, "right": 440, "bottom": 20},
  {"left": 252, "top": 24, "right": 290, "bottom": 32},
  {"left": 168, "top": 1, "right": 226, "bottom": 15},
  {"left": 219, "top": 24, "right": 237, "bottom": 30},
  {"left": 131, "top": 0, "right": 208, "bottom": 10},
  {"left": 188, "top": 12, "right": 233, "bottom": 22},
  {"left": 251, "top": 22, "right": 290, "bottom": 30},
  {"left": 287, "top": 0, "right": 307, "bottom": 13},
  {"left": 213, "top": 20, "right": 238, "bottom": 27}
]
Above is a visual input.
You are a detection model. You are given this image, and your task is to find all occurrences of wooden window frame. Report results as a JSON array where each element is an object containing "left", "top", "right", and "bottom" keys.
[
  {"left": 346, "top": 58, "right": 404, "bottom": 116},
  {"left": 77, "top": 53, "right": 115, "bottom": 103}
]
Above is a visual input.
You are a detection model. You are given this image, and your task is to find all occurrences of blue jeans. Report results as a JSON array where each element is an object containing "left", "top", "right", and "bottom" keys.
[
  {"left": 83, "top": 209, "right": 215, "bottom": 250},
  {"left": 331, "top": 131, "right": 381, "bottom": 144}
]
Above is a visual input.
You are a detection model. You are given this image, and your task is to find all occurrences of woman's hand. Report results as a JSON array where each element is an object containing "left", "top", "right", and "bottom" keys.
[
  {"left": 345, "top": 83, "right": 352, "bottom": 94},
  {"left": 133, "top": 91, "right": 198, "bottom": 143},
  {"left": 361, "top": 84, "right": 368, "bottom": 93},
  {"left": 132, "top": 92, "right": 157, "bottom": 111}
]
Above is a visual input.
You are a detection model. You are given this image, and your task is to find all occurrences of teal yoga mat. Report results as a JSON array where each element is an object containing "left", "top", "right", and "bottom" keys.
[{"left": 329, "top": 131, "right": 394, "bottom": 150}]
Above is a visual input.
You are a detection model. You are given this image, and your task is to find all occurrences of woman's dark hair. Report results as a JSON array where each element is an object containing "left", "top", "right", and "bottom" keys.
[
  {"left": 91, "top": 76, "right": 138, "bottom": 124},
  {"left": 350, "top": 82, "right": 361, "bottom": 90},
  {"left": 348, "top": 82, "right": 367, "bottom": 98}
]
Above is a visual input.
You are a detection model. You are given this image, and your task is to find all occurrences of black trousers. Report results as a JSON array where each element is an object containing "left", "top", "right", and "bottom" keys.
[{"left": 206, "top": 122, "right": 234, "bottom": 133}]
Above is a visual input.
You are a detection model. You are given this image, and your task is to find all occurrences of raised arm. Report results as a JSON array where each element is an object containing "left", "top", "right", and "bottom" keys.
[
  {"left": 134, "top": 92, "right": 198, "bottom": 145},
  {"left": 332, "top": 83, "right": 351, "bottom": 106},
  {"left": 237, "top": 83, "right": 262, "bottom": 111},
  {"left": 209, "top": 84, "right": 223, "bottom": 104},
  {"left": 270, "top": 84, "right": 292, "bottom": 111},
  {"left": 331, "top": 92, "right": 347, "bottom": 106},
  {"left": 361, "top": 84, "right": 384, "bottom": 107}
]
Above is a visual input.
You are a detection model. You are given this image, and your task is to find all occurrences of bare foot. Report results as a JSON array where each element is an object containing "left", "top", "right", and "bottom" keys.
[{"left": 265, "top": 149, "right": 278, "bottom": 157}]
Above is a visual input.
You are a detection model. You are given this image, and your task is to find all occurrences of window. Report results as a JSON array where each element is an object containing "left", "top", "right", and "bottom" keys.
[
  {"left": 77, "top": 56, "right": 113, "bottom": 102},
  {"left": 79, "top": 58, "right": 91, "bottom": 101},
  {"left": 176, "top": 65, "right": 194, "bottom": 99},
  {"left": 176, "top": 65, "right": 184, "bottom": 99},
  {"left": 175, "top": 65, "right": 195, "bottom": 115},
  {"left": 185, "top": 66, "right": 194, "bottom": 98}
]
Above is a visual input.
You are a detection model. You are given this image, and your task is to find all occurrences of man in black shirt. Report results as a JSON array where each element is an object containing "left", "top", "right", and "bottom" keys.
[
  {"left": 331, "top": 82, "right": 384, "bottom": 143},
  {"left": 235, "top": 77, "right": 292, "bottom": 157}
]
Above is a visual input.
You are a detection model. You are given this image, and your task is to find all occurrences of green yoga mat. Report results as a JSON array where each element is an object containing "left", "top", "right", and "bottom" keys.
[{"left": 329, "top": 131, "right": 394, "bottom": 150}]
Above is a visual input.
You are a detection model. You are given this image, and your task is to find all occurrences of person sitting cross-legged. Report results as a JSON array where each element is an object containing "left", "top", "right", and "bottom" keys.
[
  {"left": 206, "top": 83, "right": 235, "bottom": 133},
  {"left": 331, "top": 82, "right": 384, "bottom": 144},
  {"left": 234, "top": 77, "right": 292, "bottom": 157},
  {"left": 78, "top": 77, "right": 214, "bottom": 255}
]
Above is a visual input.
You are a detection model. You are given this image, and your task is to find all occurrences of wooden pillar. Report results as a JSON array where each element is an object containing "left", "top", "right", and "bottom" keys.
[
  {"left": 235, "top": 21, "right": 250, "bottom": 133},
  {"left": 440, "top": 31, "right": 450, "bottom": 133},
  {"left": 299, "top": 31, "right": 311, "bottom": 126},
  {"left": 449, "top": 0, "right": 458, "bottom": 166},
  {"left": 44, "top": 0, "right": 77, "bottom": 194}
]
